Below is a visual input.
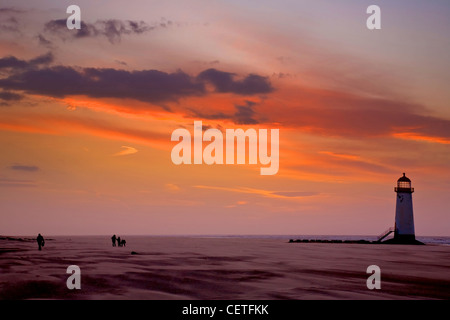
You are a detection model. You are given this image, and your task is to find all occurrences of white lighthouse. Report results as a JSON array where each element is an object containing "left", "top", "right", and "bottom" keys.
[{"left": 394, "top": 173, "right": 416, "bottom": 243}]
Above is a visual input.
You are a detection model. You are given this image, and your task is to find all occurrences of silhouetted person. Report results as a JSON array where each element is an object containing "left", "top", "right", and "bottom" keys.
[
  {"left": 111, "top": 235, "right": 117, "bottom": 247},
  {"left": 37, "top": 233, "right": 45, "bottom": 251},
  {"left": 121, "top": 239, "right": 126, "bottom": 247},
  {"left": 117, "top": 237, "right": 121, "bottom": 247}
]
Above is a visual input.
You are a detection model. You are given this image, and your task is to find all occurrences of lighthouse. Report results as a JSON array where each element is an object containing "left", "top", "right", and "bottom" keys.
[{"left": 394, "top": 173, "right": 416, "bottom": 243}]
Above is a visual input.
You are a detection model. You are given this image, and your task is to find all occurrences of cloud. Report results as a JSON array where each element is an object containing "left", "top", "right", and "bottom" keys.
[
  {"left": 234, "top": 101, "right": 259, "bottom": 125},
  {"left": 188, "top": 109, "right": 231, "bottom": 121},
  {"left": 113, "top": 146, "right": 138, "bottom": 156},
  {"left": 392, "top": 132, "right": 450, "bottom": 145},
  {"left": 2, "top": 53, "right": 448, "bottom": 143},
  {"left": 0, "top": 66, "right": 204, "bottom": 104},
  {"left": 0, "top": 15, "right": 19, "bottom": 33},
  {"left": 0, "top": 8, "right": 24, "bottom": 14},
  {"left": 286, "top": 151, "right": 398, "bottom": 179},
  {"left": 197, "top": 68, "right": 273, "bottom": 95},
  {"left": 270, "top": 191, "right": 319, "bottom": 197},
  {"left": 44, "top": 19, "right": 160, "bottom": 44},
  {"left": 0, "top": 55, "right": 273, "bottom": 106},
  {"left": 188, "top": 100, "right": 260, "bottom": 124},
  {"left": 165, "top": 183, "right": 181, "bottom": 192},
  {"left": 9, "top": 165, "right": 39, "bottom": 172},
  {"left": 0, "top": 7, "right": 24, "bottom": 33},
  {"left": 0, "top": 56, "right": 31, "bottom": 70},
  {"left": 319, "top": 151, "right": 360, "bottom": 161},
  {"left": 194, "top": 185, "right": 319, "bottom": 199},
  {"left": 0, "top": 91, "right": 23, "bottom": 101},
  {"left": 37, "top": 34, "right": 53, "bottom": 48},
  {"left": 114, "top": 60, "right": 128, "bottom": 67},
  {"left": 29, "top": 52, "right": 54, "bottom": 65},
  {"left": 0, "top": 178, "right": 36, "bottom": 188},
  {"left": 225, "top": 200, "right": 248, "bottom": 208},
  {"left": 0, "top": 114, "right": 168, "bottom": 147},
  {"left": 0, "top": 52, "right": 54, "bottom": 71},
  {"left": 264, "top": 85, "right": 450, "bottom": 141}
]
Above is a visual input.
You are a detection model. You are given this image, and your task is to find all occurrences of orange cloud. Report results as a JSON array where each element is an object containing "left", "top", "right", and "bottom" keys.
[
  {"left": 194, "top": 185, "right": 319, "bottom": 200},
  {"left": 113, "top": 146, "right": 138, "bottom": 156},
  {"left": 0, "top": 122, "right": 56, "bottom": 135},
  {"left": 319, "top": 151, "right": 361, "bottom": 161},
  {"left": 0, "top": 113, "right": 169, "bottom": 149},
  {"left": 393, "top": 132, "right": 450, "bottom": 145},
  {"left": 165, "top": 183, "right": 181, "bottom": 192}
]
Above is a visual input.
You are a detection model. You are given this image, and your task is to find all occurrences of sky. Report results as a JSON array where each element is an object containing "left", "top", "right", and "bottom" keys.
[{"left": 0, "top": 0, "right": 449, "bottom": 236}]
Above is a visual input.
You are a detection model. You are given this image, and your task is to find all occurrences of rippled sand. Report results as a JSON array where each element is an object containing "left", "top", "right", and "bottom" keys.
[{"left": 0, "top": 236, "right": 449, "bottom": 300}]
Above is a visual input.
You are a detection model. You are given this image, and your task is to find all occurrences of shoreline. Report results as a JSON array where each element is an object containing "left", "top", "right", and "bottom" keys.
[{"left": 2, "top": 234, "right": 448, "bottom": 245}]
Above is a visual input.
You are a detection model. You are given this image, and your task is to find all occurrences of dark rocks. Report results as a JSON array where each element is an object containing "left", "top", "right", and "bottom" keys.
[{"left": 288, "top": 239, "right": 378, "bottom": 244}]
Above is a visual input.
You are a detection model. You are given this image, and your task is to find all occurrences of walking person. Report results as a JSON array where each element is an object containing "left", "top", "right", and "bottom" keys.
[
  {"left": 37, "top": 233, "right": 45, "bottom": 251},
  {"left": 111, "top": 234, "right": 117, "bottom": 247}
]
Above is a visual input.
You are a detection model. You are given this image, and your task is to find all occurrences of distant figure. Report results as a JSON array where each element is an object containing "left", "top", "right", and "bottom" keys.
[
  {"left": 37, "top": 233, "right": 45, "bottom": 251},
  {"left": 121, "top": 239, "right": 126, "bottom": 247},
  {"left": 117, "top": 237, "right": 121, "bottom": 247},
  {"left": 111, "top": 235, "right": 117, "bottom": 247}
]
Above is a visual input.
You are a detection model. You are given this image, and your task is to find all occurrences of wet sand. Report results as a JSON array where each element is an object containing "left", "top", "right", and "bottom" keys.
[{"left": 0, "top": 236, "right": 449, "bottom": 300}]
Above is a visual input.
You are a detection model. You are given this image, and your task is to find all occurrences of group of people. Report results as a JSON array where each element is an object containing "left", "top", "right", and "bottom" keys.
[
  {"left": 111, "top": 234, "right": 126, "bottom": 247},
  {"left": 36, "top": 234, "right": 127, "bottom": 250}
]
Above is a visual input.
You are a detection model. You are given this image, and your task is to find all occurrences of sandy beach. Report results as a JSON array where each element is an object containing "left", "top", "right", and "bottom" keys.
[{"left": 0, "top": 236, "right": 449, "bottom": 300}]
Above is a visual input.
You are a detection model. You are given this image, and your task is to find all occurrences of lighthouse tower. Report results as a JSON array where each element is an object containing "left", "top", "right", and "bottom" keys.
[{"left": 394, "top": 173, "right": 415, "bottom": 243}]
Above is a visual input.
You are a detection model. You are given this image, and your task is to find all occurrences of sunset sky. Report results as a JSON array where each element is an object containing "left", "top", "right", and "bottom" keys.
[{"left": 1, "top": 0, "right": 449, "bottom": 236}]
